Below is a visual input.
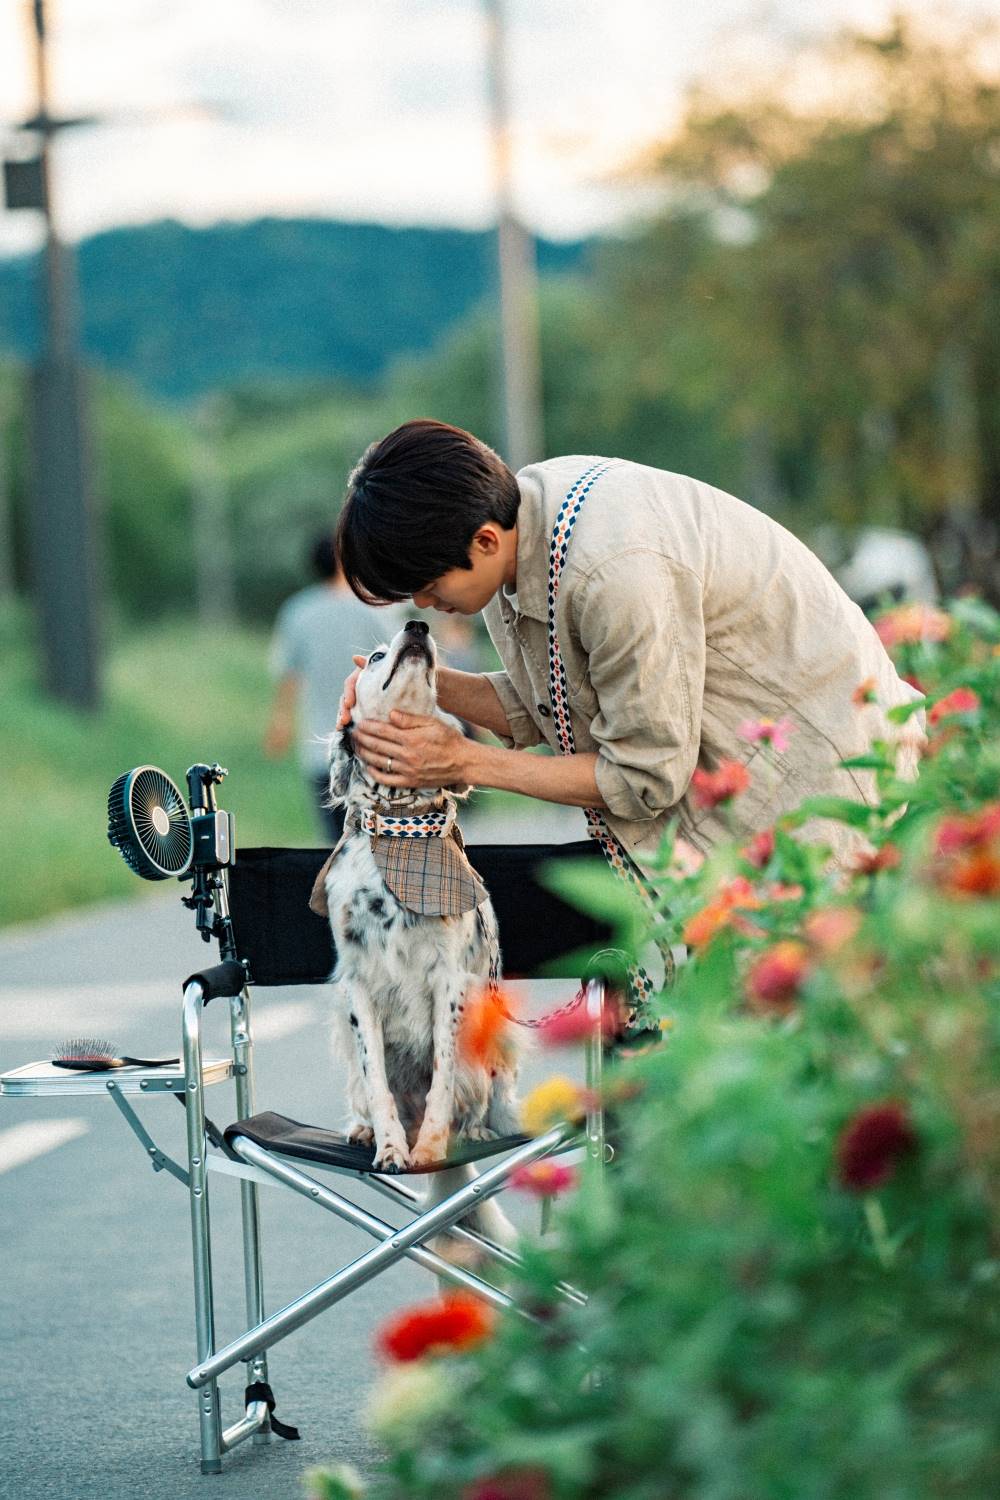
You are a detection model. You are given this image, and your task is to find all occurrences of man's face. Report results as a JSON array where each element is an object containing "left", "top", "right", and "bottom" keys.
[{"left": 411, "top": 527, "right": 509, "bottom": 615}]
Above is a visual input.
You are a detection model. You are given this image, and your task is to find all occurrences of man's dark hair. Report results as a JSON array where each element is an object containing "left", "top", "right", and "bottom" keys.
[
  {"left": 337, "top": 419, "right": 520, "bottom": 604},
  {"left": 310, "top": 530, "right": 340, "bottom": 581}
]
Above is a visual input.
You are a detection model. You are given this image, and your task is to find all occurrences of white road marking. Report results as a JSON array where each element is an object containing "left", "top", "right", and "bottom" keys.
[{"left": 0, "top": 1119, "right": 90, "bottom": 1175}]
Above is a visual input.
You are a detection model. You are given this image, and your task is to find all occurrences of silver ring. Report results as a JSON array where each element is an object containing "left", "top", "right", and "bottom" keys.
[{"left": 386, "top": 757, "right": 393, "bottom": 774}]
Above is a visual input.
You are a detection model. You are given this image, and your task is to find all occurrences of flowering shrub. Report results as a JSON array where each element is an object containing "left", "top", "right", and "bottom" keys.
[{"left": 310, "top": 598, "right": 1000, "bottom": 1500}]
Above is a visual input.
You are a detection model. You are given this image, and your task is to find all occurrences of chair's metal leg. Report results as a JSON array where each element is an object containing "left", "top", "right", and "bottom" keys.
[
  {"left": 228, "top": 980, "right": 271, "bottom": 1444},
  {"left": 182, "top": 981, "right": 223, "bottom": 1474},
  {"left": 187, "top": 1122, "right": 576, "bottom": 1390},
  {"left": 584, "top": 979, "right": 606, "bottom": 1178}
]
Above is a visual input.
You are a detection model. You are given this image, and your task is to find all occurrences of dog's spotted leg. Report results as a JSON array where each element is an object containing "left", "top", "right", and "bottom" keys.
[
  {"left": 343, "top": 984, "right": 410, "bottom": 1172},
  {"left": 410, "top": 966, "right": 469, "bottom": 1169}
]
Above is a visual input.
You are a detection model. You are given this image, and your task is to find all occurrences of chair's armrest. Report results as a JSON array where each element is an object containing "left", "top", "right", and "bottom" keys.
[{"left": 183, "top": 959, "right": 247, "bottom": 1004}]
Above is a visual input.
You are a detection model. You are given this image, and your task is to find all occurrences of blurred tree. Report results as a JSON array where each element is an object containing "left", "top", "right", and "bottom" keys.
[{"left": 611, "top": 13, "right": 1000, "bottom": 596}]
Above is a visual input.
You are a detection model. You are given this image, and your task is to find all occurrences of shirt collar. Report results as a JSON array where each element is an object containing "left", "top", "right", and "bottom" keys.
[{"left": 499, "top": 471, "right": 548, "bottom": 625}]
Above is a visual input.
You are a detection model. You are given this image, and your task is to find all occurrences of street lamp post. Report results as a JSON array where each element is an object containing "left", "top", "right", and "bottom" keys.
[
  {"left": 4, "top": 0, "right": 102, "bottom": 708},
  {"left": 483, "top": 0, "right": 544, "bottom": 473}
]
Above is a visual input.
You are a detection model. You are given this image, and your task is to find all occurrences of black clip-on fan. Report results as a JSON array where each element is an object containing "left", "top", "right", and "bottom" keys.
[{"left": 106, "top": 761, "right": 239, "bottom": 958}]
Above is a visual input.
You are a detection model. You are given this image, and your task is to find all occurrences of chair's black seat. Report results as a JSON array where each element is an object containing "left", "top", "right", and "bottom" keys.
[{"left": 225, "top": 1110, "right": 530, "bottom": 1175}]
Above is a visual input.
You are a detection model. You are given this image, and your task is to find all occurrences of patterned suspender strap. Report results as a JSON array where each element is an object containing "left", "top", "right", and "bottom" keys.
[{"left": 547, "top": 460, "right": 665, "bottom": 1029}]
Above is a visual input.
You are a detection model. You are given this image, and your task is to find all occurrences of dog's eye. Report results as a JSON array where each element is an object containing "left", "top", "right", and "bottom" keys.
[{"left": 367, "top": 651, "right": 386, "bottom": 665}]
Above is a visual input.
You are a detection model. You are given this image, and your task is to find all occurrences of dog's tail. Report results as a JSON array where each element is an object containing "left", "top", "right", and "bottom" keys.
[{"left": 424, "top": 1164, "right": 518, "bottom": 1268}]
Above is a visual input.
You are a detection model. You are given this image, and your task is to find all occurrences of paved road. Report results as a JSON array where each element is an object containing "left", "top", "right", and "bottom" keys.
[{"left": 0, "top": 804, "right": 587, "bottom": 1500}]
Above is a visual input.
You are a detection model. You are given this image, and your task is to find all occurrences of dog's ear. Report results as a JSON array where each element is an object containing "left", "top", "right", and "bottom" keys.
[
  {"left": 435, "top": 708, "right": 472, "bottom": 797},
  {"left": 327, "top": 722, "right": 356, "bottom": 804}
]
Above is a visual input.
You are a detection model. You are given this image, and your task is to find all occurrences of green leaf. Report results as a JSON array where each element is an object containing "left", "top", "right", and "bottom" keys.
[
  {"left": 887, "top": 699, "right": 926, "bottom": 724},
  {"left": 840, "top": 753, "right": 895, "bottom": 771},
  {"left": 789, "top": 795, "right": 876, "bottom": 829}
]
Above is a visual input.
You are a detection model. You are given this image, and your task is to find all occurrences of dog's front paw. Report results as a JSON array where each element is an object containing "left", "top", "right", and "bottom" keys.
[
  {"left": 461, "top": 1123, "right": 498, "bottom": 1142},
  {"left": 372, "top": 1136, "right": 410, "bottom": 1174},
  {"left": 410, "top": 1125, "right": 450, "bottom": 1169},
  {"left": 346, "top": 1120, "right": 375, "bottom": 1147}
]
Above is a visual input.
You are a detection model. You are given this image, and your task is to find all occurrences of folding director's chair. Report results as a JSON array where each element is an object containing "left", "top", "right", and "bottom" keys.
[{"left": 1, "top": 768, "right": 615, "bottom": 1477}]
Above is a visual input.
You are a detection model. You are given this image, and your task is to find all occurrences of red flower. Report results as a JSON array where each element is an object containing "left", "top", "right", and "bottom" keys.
[
  {"left": 929, "top": 687, "right": 980, "bottom": 727},
  {"left": 377, "top": 1293, "right": 494, "bottom": 1363},
  {"left": 852, "top": 843, "right": 902, "bottom": 876},
  {"left": 462, "top": 1469, "right": 551, "bottom": 1500},
  {"left": 933, "top": 803, "right": 1000, "bottom": 897},
  {"left": 691, "top": 759, "right": 751, "bottom": 810},
  {"left": 743, "top": 828, "right": 775, "bottom": 869},
  {"left": 934, "top": 803, "right": 1000, "bottom": 856},
  {"left": 746, "top": 941, "right": 810, "bottom": 1014},
  {"left": 509, "top": 1160, "right": 577, "bottom": 1197},
  {"left": 836, "top": 1102, "right": 916, "bottom": 1192}
]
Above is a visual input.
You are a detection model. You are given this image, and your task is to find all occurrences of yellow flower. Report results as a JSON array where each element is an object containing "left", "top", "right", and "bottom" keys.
[
  {"left": 520, "top": 1076, "right": 586, "bottom": 1136},
  {"left": 366, "top": 1363, "right": 454, "bottom": 1445}
]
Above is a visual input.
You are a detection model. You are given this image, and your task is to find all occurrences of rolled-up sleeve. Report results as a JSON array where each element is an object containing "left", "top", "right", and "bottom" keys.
[
  {"left": 483, "top": 669, "right": 543, "bottom": 750},
  {"left": 574, "top": 551, "right": 705, "bottom": 821}
]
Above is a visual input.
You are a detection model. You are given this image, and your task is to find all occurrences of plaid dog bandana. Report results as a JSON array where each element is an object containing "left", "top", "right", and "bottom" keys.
[{"left": 308, "top": 812, "right": 488, "bottom": 919}]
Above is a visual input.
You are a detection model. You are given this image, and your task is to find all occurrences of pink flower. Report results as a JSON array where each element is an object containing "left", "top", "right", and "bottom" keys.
[
  {"left": 462, "top": 1470, "right": 551, "bottom": 1500},
  {"left": 805, "top": 906, "right": 861, "bottom": 954},
  {"left": 928, "top": 687, "right": 980, "bottom": 727},
  {"left": 738, "top": 716, "right": 796, "bottom": 754},
  {"left": 537, "top": 993, "right": 623, "bottom": 1046},
  {"left": 509, "top": 1160, "right": 577, "bottom": 1197},
  {"left": 691, "top": 759, "right": 751, "bottom": 810},
  {"left": 743, "top": 828, "right": 775, "bottom": 869},
  {"left": 875, "top": 604, "right": 951, "bottom": 650}
]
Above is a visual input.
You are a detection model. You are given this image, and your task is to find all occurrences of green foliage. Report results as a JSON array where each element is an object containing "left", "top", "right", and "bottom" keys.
[
  {"left": 0, "top": 600, "right": 316, "bottom": 927},
  {"left": 364, "top": 599, "right": 1000, "bottom": 1499}
]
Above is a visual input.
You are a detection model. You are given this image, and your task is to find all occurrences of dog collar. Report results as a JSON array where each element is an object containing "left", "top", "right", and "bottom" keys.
[{"left": 356, "top": 805, "right": 456, "bottom": 840}]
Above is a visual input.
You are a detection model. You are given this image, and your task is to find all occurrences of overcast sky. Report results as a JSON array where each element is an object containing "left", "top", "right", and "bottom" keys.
[{"left": 0, "top": 0, "right": 993, "bottom": 256}]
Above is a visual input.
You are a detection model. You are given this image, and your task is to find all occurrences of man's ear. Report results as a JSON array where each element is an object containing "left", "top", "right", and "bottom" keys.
[{"left": 328, "top": 722, "right": 356, "bottom": 803}]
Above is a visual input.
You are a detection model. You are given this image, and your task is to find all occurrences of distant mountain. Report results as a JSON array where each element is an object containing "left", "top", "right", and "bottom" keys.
[{"left": 0, "top": 217, "right": 588, "bottom": 400}]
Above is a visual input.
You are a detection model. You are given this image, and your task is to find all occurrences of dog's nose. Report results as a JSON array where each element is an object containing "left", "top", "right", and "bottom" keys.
[{"left": 404, "top": 620, "right": 429, "bottom": 636}]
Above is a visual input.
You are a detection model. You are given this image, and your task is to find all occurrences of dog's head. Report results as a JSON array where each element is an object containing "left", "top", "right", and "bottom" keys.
[{"left": 329, "top": 620, "right": 467, "bottom": 806}]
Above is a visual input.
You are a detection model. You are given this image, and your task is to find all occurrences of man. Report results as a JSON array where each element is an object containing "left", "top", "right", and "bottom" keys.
[
  {"left": 264, "top": 530, "right": 402, "bottom": 841},
  {"left": 336, "top": 419, "right": 922, "bottom": 868}
]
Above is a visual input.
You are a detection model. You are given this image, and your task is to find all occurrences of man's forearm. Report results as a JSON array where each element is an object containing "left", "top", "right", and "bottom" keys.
[
  {"left": 465, "top": 739, "right": 607, "bottom": 810},
  {"left": 435, "top": 667, "right": 514, "bottom": 740}
]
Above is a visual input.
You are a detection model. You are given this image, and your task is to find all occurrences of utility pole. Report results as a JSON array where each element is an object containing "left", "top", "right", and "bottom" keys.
[
  {"left": 4, "top": 0, "right": 102, "bottom": 707},
  {"left": 483, "top": 0, "right": 543, "bottom": 472}
]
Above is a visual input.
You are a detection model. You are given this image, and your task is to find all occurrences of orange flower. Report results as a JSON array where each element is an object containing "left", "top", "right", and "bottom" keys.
[
  {"left": 746, "top": 941, "right": 811, "bottom": 1014},
  {"left": 459, "top": 985, "right": 515, "bottom": 1069},
  {"left": 949, "top": 851, "right": 1000, "bottom": 897},
  {"left": 928, "top": 687, "right": 980, "bottom": 727},
  {"left": 852, "top": 677, "right": 877, "bottom": 706},
  {"left": 691, "top": 759, "right": 751, "bottom": 810},
  {"left": 377, "top": 1293, "right": 494, "bottom": 1363},
  {"left": 683, "top": 876, "right": 763, "bottom": 948}
]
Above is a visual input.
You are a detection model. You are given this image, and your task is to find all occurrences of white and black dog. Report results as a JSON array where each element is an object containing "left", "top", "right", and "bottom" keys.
[{"left": 319, "top": 620, "right": 521, "bottom": 1194}]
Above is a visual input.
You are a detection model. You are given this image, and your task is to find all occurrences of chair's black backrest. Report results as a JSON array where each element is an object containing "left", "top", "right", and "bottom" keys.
[{"left": 227, "top": 843, "right": 612, "bottom": 985}]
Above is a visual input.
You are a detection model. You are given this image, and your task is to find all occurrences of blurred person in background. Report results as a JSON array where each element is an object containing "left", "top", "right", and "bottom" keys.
[{"left": 264, "top": 530, "right": 401, "bottom": 841}]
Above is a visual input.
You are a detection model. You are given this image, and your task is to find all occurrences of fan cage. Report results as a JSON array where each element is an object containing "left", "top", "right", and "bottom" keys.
[{"left": 108, "top": 765, "right": 193, "bottom": 880}]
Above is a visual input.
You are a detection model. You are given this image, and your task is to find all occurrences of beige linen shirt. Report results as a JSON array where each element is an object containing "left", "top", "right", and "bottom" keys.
[{"left": 482, "top": 456, "right": 923, "bottom": 866}]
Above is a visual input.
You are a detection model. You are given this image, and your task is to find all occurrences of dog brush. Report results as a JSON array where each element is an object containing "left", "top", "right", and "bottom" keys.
[{"left": 52, "top": 1037, "right": 180, "bottom": 1072}]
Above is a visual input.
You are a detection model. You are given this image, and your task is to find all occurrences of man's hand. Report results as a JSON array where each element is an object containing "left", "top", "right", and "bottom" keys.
[
  {"left": 353, "top": 711, "right": 473, "bottom": 788},
  {"left": 337, "top": 655, "right": 368, "bottom": 728}
]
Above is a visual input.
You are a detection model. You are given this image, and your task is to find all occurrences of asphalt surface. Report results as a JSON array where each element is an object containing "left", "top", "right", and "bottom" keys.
[{"left": 0, "top": 803, "right": 587, "bottom": 1500}]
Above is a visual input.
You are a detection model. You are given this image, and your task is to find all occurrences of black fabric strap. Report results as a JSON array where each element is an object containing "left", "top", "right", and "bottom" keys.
[
  {"left": 171, "top": 1092, "right": 241, "bottom": 1160},
  {"left": 244, "top": 1380, "right": 300, "bottom": 1440}
]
